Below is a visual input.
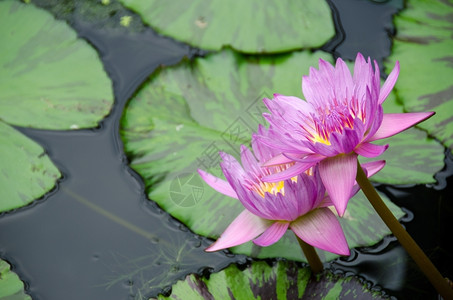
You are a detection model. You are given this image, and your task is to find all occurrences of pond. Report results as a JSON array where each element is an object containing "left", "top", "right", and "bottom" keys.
[{"left": 0, "top": 0, "right": 452, "bottom": 299}]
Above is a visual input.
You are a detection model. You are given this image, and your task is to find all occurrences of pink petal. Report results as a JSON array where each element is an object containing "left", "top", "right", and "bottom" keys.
[
  {"left": 319, "top": 154, "right": 358, "bottom": 217},
  {"left": 355, "top": 142, "right": 388, "bottom": 158},
  {"left": 205, "top": 210, "right": 272, "bottom": 252},
  {"left": 379, "top": 61, "right": 399, "bottom": 104},
  {"left": 262, "top": 161, "right": 315, "bottom": 182},
  {"left": 240, "top": 145, "right": 260, "bottom": 175},
  {"left": 290, "top": 208, "right": 350, "bottom": 256},
  {"left": 360, "top": 160, "right": 386, "bottom": 178},
  {"left": 253, "top": 222, "right": 289, "bottom": 247},
  {"left": 262, "top": 153, "right": 298, "bottom": 167},
  {"left": 254, "top": 132, "right": 300, "bottom": 153},
  {"left": 329, "top": 128, "right": 360, "bottom": 154},
  {"left": 335, "top": 57, "right": 353, "bottom": 101},
  {"left": 198, "top": 169, "right": 238, "bottom": 199},
  {"left": 368, "top": 112, "right": 435, "bottom": 141},
  {"left": 349, "top": 160, "right": 386, "bottom": 198}
]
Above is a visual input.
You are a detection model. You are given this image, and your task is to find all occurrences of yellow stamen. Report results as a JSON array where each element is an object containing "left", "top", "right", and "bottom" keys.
[
  {"left": 254, "top": 176, "right": 298, "bottom": 197},
  {"left": 312, "top": 134, "right": 331, "bottom": 145}
]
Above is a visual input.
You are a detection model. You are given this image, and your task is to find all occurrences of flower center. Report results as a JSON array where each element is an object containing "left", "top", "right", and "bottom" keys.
[
  {"left": 300, "top": 101, "right": 359, "bottom": 145},
  {"left": 253, "top": 175, "right": 298, "bottom": 197}
]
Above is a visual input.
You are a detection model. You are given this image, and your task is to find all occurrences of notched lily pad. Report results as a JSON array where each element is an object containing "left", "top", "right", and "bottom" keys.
[
  {"left": 361, "top": 91, "right": 444, "bottom": 184},
  {"left": 0, "top": 0, "right": 113, "bottom": 212},
  {"left": 0, "top": 259, "right": 31, "bottom": 300},
  {"left": 0, "top": 122, "right": 61, "bottom": 212},
  {"left": 121, "top": 49, "right": 407, "bottom": 262},
  {"left": 0, "top": 0, "right": 114, "bottom": 129},
  {"left": 155, "top": 260, "right": 388, "bottom": 300},
  {"left": 387, "top": 0, "right": 453, "bottom": 152},
  {"left": 118, "top": 0, "right": 335, "bottom": 53}
]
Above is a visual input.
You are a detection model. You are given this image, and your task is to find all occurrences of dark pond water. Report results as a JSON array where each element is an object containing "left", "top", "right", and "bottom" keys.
[{"left": 1, "top": 0, "right": 452, "bottom": 299}]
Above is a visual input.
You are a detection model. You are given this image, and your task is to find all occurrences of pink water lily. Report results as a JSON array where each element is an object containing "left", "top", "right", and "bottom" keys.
[
  {"left": 255, "top": 53, "right": 434, "bottom": 217},
  {"left": 198, "top": 131, "right": 385, "bottom": 255}
]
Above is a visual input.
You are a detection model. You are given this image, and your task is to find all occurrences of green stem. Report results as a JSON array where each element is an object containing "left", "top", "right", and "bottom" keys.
[
  {"left": 356, "top": 161, "right": 453, "bottom": 300},
  {"left": 296, "top": 236, "right": 323, "bottom": 274}
]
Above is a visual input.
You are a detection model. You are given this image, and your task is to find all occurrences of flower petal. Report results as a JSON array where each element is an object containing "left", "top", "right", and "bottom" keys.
[
  {"left": 360, "top": 160, "right": 386, "bottom": 178},
  {"left": 253, "top": 221, "right": 289, "bottom": 247},
  {"left": 319, "top": 154, "right": 357, "bottom": 217},
  {"left": 368, "top": 112, "right": 435, "bottom": 142},
  {"left": 334, "top": 57, "right": 353, "bottom": 101},
  {"left": 220, "top": 151, "right": 246, "bottom": 185},
  {"left": 349, "top": 160, "right": 386, "bottom": 198},
  {"left": 240, "top": 145, "right": 260, "bottom": 175},
  {"left": 262, "top": 153, "right": 299, "bottom": 167},
  {"left": 262, "top": 161, "right": 315, "bottom": 182},
  {"left": 197, "top": 169, "right": 238, "bottom": 199},
  {"left": 290, "top": 208, "right": 350, "bottom": 256},
  {"left": 355, "top": 142, "right": 388, "bottom": 158},
  {"left": 205, "top": 210, "right": 272, "bottom": 252},
  {"left": 379, "top": 61, "right": 399, "bottom": 104}
]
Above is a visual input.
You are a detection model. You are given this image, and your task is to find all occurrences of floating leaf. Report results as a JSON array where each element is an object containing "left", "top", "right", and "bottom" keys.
[
  {"left": 117, "top": 0, "right": 335, "bottom": 53},
  {"left": 121, "top": 49, "right": 406, "bottom": 262},
  {"left": 0, "top": 122, "right": 61, "bottom": 212},
  {"left": 361, "top": 91, "right": 444, "bottom": 184},
  {"left": 0, "top": 0, "right": 113, "bottom": 129},
  {"left": 0, "top": 259, "right": 31, "bottom": 300},
  {"left": 386, "top": 0, "right": 453, "bottom": 151},
  {"left": 155, "top": 260, "right": 388, "bottom": 300},
  {"left": 0, "top": 0, "right": 113, "bottom": 212}
]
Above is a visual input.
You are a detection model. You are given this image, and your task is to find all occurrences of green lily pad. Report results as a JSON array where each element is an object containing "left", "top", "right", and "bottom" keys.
[
  {"left": 361, "top": 91, "right": 444, "bottom": 184},
  {"left": 0, "top": 0, "right": 113, "bottom": 212},
  {"left": 0, "top": 259, "right": 31, "bottom": 300},
  {"left": 0, "top": 121, "right": 61, "bottom": 212},
  {"left": 155, "top": 260, "right": 388, "bottom": 300},
  {"left": 386, "top": 0, "right": 453, "bottom": 151},
  {"left": 0, "top": 0, "right": 113, "bottom": 129},
  {"left": 117, "top": 0, "right": 335, "bottom": 53},
  {"left": 121, "top": 49, "right": 406, "bottom": 262}
]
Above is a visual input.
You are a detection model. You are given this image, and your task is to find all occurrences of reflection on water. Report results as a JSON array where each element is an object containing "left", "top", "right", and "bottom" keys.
[{"left": 0, "top": 0, "right": 451, "bottom": 299}]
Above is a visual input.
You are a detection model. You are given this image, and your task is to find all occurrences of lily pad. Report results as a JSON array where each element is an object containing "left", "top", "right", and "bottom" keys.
[
  {"left": 0, "top": 0, "right": 113, "bottom": 212},
  {"left": 361, "top": 91, "right": 444, "bottom": 184},
  {"left": 155, "top": 260, "right": 388, "bottom": 300},
  {"left": 121, "top": 49, "right": 407, "bottom": 262},
  {"left": 0, "top": 122, "right": 61, "bottom": 212},
  {"left": 0, "top": 0, "right": 113, "bottom": 129},
  {"left": 386, "top": 0, "right": 453, "bottom": 151},
  {"left": 0, "top": 259, "right": 31, "bottom": 300},
  {"left": 117, "top": 0, "right": 335, "bottom": 54}
]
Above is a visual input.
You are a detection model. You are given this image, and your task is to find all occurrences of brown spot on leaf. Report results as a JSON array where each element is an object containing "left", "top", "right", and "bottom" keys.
[
  {"left": 433, "top": 56, "right": 453, "bottom": 69},
  {"left": 418, "top": 85, "right": 453, "bottom": 110},
  {"left": 426, "top": 12, "right": 453, "bottom": 24},
  {"left": 187, "top": 275, "right": 214, "bottom": 299},
  {"left": 396, "top": 35, "right": 441, "bottom": 44}
]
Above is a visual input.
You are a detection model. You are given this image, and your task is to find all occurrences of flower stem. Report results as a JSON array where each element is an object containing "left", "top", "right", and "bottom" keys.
[
  {"left": 356, "top": 161, "right": 453, "bottom": 299},
  {"left": 296, "top": 236, "right": 323, "bottom": 274}
]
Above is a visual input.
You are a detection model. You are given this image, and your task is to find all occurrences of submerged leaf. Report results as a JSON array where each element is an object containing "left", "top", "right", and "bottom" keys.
[
  {"left": 118, "top": 0, "right": 335, "bottom": 53},
  {"left": 155, "top": 260, "right": 388, "bottom": 299}
]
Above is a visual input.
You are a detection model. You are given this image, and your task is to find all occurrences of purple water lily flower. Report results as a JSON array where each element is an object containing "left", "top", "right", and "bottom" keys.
[
  {"left": 198, "top": 131, "right": 385, "bottom": 255},
  {"left": 255, "top": 53, "right": 434, "bottom": 216}
]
